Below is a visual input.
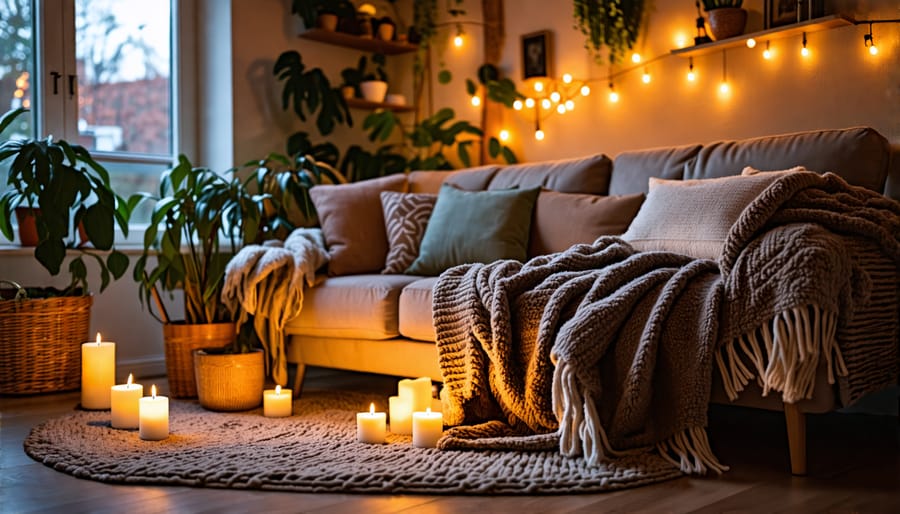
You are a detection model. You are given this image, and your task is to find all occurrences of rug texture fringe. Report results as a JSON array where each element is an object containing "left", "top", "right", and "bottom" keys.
[{"left": 717, "top": 304, "right": 848, "bottom": 404}]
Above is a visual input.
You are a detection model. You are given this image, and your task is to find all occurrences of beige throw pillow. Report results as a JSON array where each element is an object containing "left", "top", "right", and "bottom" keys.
[
  {"left": 621, "top": 173, "right": 791, "bottom": 259},
  {"left": 380, "top": 191, "right": 437, "bottom": 274},
  {"left": 309, "top": 174, "right": 407, "bottom": 276}
]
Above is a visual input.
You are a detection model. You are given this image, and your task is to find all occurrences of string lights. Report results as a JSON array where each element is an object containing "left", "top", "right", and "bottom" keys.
[
  {"left": 687, "top": 57, "right": 696, "bottom": 82},
  {"left": 864, "top": 23, "right": 878, "bottom": 55},
  {"left": 800, "top": 32, "right": 810, "bottom": 57},
  {"left": 719, "top": 51, "right": 729, "bottom": 94}
]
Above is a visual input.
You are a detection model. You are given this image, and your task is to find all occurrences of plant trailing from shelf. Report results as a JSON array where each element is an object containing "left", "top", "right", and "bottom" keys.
[
  {"left": 0, "top": 107, "right": 137, "bottom": 296},
  {"left": 466, "top": 64, "right": 525, "bottom": 108},
  {"left": 274, "top": 50, "right": 352, "bottom": 136},
  {"left": 573, "top": 0, "right": 647, "bottom": 65}
]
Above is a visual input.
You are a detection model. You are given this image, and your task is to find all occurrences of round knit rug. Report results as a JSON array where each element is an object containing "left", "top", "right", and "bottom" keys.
[{"left": 24, "top": 390, "right": 681, "bottom": 495}]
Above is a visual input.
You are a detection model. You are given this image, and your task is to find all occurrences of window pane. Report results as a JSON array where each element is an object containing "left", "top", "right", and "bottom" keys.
[
  {"left": 0, "top": 0, "right": 34, "bottom": 140},
  {"left": 75, "top": 0, "right": 171, "bottom": 156}
]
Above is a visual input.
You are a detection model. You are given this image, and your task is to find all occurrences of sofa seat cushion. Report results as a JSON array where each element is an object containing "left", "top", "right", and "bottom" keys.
[
  {"left": 285, "top": 274, "right": 422, "bottom": 339},
  {"left": 398, "top": 277, "right": 438, "bottom": 342}
]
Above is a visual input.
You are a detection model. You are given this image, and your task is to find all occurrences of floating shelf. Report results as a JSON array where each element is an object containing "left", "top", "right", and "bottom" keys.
[
  {"left": 671, "top": 14, "right": 855, "bottom": 57},
  {"left": 299, "top": 28, "right": 418, "bottom": 55},
  {"left": 345, "top": 98, "right": 416, "bottom": 112}
]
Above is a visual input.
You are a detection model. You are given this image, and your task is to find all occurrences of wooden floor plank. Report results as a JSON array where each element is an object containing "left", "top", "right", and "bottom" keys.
[{"left": 1, "top": 367, "right": 898, "bottom": 514}]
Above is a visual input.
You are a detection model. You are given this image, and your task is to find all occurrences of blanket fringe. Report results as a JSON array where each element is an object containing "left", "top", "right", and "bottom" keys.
[
  {"left": 553, "top": 361, "right": 723, "bottom": 474},
  {"left": 717, "top": 305, "right": 848, "bottom": 404}
]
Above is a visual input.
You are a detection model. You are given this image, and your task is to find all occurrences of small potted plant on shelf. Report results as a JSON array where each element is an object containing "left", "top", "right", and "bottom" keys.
[
  {"left": 359, "top": 53, "right": 389, "bottom": 103},
  {"left": 134, "top": 154, "right": 266, "bottom": 404},
  {"left": 291, "top": 0, "right": 355, "bottom": 32},
  {"left": 0, "top": 107, "right": 137, "bottom": 395},
  {"left": 702, "top": 0, "right": 746, "bottom": 41}
]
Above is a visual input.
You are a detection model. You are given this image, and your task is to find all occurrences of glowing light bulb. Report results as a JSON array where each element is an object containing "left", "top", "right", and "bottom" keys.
[
  {"left": 525, "top": 97, "right": 535, "bottom": 108},
  {"left": 869, "top": 44, "right": 879, "bottom": 56},
  {"left": 453, "top": 34, "right": 463, "bottom": 47},
  {"left": 562, "top": 73, "right": 573, "bottom": 84},
  {"left": 534, "top": 81, "right": 544, "bottom": 93},
  {"left": 22, "top": 99, "right": 30, "bottom": 108},
  {"left": 535, "top": 129, "right": 545, "bottom": 141},
  {"left": 719, "top": 81, "right": 729, "bottom": 94},
  {"left": 608, "top": 90, "right": 619, "bottom": 103},
  {"left": 687, "top": 70, "right": 696, "bottom": 82},
  {"left": 556, "top": 104, "right": 566, "bottom": 114},
  {"left": 541, "top": 98, "right": 551, "bottom": 110},
  {"left": 550, "top": 91, "right": 561, "bottom": 103},
  {"left": 513, "top": 100, "right": 523, "bottom": 110},
  {"left": 746, "top": 38, "right": 757, "bottom": 48},
  {"left": 642, "top": 72, "right": 651, "bottom": 84},
  {"left": 13, "top": 89, "right": 23, "bottom": 98},
  {"left": 470, "top": 95, "right": 481, "bottom": 107},
  {"left": 564, "top": 99, "right": 575, "bottom": 110},
  {"left": 499, "top": 129, "right": 510, "bottom": 141},
  {"left": 675, "top": 33, "right": 688, "bottom": 48},
  {"left": 801, "top": 46, "right": 809, "bottom": 57},
  {"left": 631, "top": 52, "right": 641, "bottom": 63},
  {"left": 580, "top": 85, "right": 590, "bottom": 96},
  {"left": 763, "top": 49, "right": 772, "bottom": 59}
]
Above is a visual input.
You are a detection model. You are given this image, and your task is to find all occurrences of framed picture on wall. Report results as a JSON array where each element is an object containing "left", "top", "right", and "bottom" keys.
[
  {"left": 766, "top": 0, "right": 826, "bottom": 28},
  {"left": 521, "top": 31, "right": 552, "bottom": 80}
]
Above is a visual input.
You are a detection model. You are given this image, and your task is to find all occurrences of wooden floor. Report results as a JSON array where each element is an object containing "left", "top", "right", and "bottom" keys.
[{"left": 2, "top": 368, "right": 898, "bottom": 514}]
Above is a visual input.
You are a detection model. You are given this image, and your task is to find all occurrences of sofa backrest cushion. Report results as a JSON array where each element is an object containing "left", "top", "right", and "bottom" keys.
[
  {"left": 310, "top": 173, "right": 408, "bottom": 276},
  {"left": 685, "top": 127, "right": 890, "bottom": 193},
  {"left": 609, "top": 144, "right": 701, "bottom": 195},
  {"left": 528, "top": 191, "right": 645, "bottom": 258},
  {"left": 406, "top": 184, "right": 540, "bottom": 276},
  {"left": 621, "top": 172, "right": 793, "bottom": 259},
  {"left": 407, "top": 165, "right": 499, "bottom": 194},
  {"left": 487, "top": 154, "right": 612, "bottom": 194}
]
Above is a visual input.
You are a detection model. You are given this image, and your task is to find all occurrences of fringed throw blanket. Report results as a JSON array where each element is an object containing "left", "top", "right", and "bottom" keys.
[
  {"left": 433, "top": 171, "right": 900, "bottom": 475},
  {"left": 222, "top": 228, "right": 329, "bottom": 385},
  {"left": 433, "top": 240, "right": 728, "bottom": 474},
  {"left": 717, "top": 172, "right": 900, "bottom": 405}
]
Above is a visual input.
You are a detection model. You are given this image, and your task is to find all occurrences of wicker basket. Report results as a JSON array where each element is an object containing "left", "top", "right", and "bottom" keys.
[
  {"left": 193, "top": 348, "right": 264, "bottom": 411},
  {"left": 0, "top": 281, "right": 92, "bottom": 395},
  {"left": 162, "top": 322, "right": 235, "bottom": 398}
]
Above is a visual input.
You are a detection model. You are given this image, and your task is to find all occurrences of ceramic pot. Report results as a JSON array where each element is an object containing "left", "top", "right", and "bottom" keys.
[
  {"left": 14, "top": 207, "right": 88, "bottom": 247},
  {"left": 707, "top": 7, "right": 747, "bottom": 41},
  {"left": 359, "top": 80, "right": 388, "bottom": 103},
  {"left": 377, "top": 21, "right": 395, "bottom": 41},
  {"left": 317, "top": 13, "right": 338, "bottom": 32},
  {"left": 193, "top": 348, "right": 265, "bottom": 411},
  {"left": 341, "top": 85, "right": 356, "bottom": 100}
]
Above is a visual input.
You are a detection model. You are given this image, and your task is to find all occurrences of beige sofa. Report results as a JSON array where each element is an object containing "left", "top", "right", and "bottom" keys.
[{"left": 285, "top": 126, "right": 899, "bottom": 474}]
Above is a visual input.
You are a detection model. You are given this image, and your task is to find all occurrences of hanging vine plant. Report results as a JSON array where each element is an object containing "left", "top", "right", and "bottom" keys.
[{"left": 573, "top": 0, "right": 646, "bottom": 65}]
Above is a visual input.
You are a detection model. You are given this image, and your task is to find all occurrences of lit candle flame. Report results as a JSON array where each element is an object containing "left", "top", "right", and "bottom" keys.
[
  {"left": 96, "top": 333, "right": 102, "bottom": 345},
  {"left": 151, "top": 384, "right": 157, "bottom": 399},
  {"left": 127, "top": 373, "right": 133, "bottom": 386},
  {"left": 275, "top": 385, "right": 282, "bottom": 396},
  {"left": 425, "top": 407, "right": 432, "bottom": 414},
  {"left": 369, "top": 403, "right": 375, "bottom": 415}
]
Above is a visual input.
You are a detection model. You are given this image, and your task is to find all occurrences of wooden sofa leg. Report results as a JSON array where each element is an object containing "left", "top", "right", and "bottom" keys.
[
  {"left": 784, "top": 402, "right": 807, "bottom": 476},
  {"left": 292, "top": 363, "right": 306, "bottom": 398}
]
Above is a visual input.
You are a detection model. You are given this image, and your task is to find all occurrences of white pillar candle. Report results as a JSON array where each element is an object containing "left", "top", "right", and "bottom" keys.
[
  {"left": 356, "top": 403, "right": 386, "bottom": 444},
  {"left": 388, "top": 395, "right": 413, "bottom": 434},
  {"left": 81, "top": 333, "right": 116, "bottom": 410},
  {"left": 398, "top": 377, "right": 432, "bottom": 413},
  {"left": 263, "top": 385, "right": 292, "bottom": 417},
  {"left": 139, "top": 385, "right": 169, "bottom": 441},
  {"left": 110, "top": 373, "right": 143, "bottom": 429},
  {"left": 412, "top": 407, "right": 443, "bottom": 448}
]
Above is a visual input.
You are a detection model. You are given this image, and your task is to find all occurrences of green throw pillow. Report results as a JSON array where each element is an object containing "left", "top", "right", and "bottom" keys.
[{"left": 405, "top": 184, "right": 540, "bottom": 276}]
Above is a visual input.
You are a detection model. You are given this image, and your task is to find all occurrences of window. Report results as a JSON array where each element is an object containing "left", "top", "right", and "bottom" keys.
[{"left": 1, "top": 0, "right": 193, "bottom": 228}]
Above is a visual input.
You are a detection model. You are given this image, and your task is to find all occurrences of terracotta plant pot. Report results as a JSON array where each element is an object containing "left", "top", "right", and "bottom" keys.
[
  {"left": 317, "top": 13, "right": 338, "bottom": 31},
  {"left": 162, "top": 322, "right": 235, "bottom": 398},
  {"left": 377, "top": 21, "right": 395, "bottom": 41},
  {"left": 707, "top": 7, "right": 747, "bottom": 41},
  {"left": 193, "top": 348, "right": 265, "bottom": 411},
  {"left": 359, "top": 80, "right": 388, "bottom": 103},
  {"left": 14, "top": 207, "right": 88, "bottom": 247},
  {"left": 341, "top": 85, "right": 356, "bottom": 100}
]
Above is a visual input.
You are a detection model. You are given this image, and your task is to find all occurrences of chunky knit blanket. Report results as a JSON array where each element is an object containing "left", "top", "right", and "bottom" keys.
[
  {"left": 222, "top": 228, "right": 329, "bottom": 385},
  {"left": 433, "top": 172, "right": 900, "bottom": 475}
]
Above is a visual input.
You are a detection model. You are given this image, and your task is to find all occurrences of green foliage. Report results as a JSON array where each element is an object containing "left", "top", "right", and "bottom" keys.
[
  {"left": 133, "top": 155, "right": 266, "bottom": 327},
  {"left": 573, "top": 0, "right": 646, "bottom": 65},
  {"left": 274, "top": 50, "right": 352, "bottom": 135},
  {"left": 471, "top": 65, "right": 525, "bottom": 108},
  {"left": 291, "top": 0, "right": 355, "bottom": 29},
  {"left": 702, "top": 0, "right": 742, "bottom": 9},
  {"left": 437, "top": 69, "right": 452, "bottom": 84},
  {"left": 0, "top": 108, "right": 136, "bottom": 296}
]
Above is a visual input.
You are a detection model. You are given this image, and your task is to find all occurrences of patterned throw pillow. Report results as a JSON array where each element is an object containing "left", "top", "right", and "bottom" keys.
[{"left": 381, "top": 191, "right": 437, "bottom": 274}]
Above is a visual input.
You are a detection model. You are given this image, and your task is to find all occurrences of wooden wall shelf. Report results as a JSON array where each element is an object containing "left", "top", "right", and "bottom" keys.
[
  {"left": 671, "top": 14, "right": 855, "bottom": 57},
  {"left": 345, "top": 98, "right": 415, "bottom": 112},
  {"left": 299, "top": 28, "right": 418, "bottom": 55}
]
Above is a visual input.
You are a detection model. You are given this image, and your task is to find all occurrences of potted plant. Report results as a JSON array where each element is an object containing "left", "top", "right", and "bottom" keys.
[
  {"left": 340, "top": 55, "right": 369, "bottom": 99},
  {"left": 291, "top": 0, "right": 355, "bottom": 32},
  {"left": 703, "top": 0, "right": 746, "bottom": 41},
  {"left": 359, "top": 53, "right": 389, "bottom": 103},
  {"left": 134, "top": 154, "right": 267, "bottom": 400},
  {"left": 0, "top": 107, "right": 136, "bottom": 394}
]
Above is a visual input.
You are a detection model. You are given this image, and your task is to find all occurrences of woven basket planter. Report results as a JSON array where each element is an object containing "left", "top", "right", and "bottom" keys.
[
  {"left": 162, "top": 322, "right": 235, "bottom": 398},
  {"left": 0, "top": 281, "right": 92, "bottom": 395},
  {"left": 193, "top": 348, "right": 265, "bottom": 411}
]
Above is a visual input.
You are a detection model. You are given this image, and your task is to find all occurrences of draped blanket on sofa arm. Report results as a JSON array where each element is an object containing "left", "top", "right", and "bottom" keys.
[{"left": 432, "top": 172, "right": 900, "bottom": 475}]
